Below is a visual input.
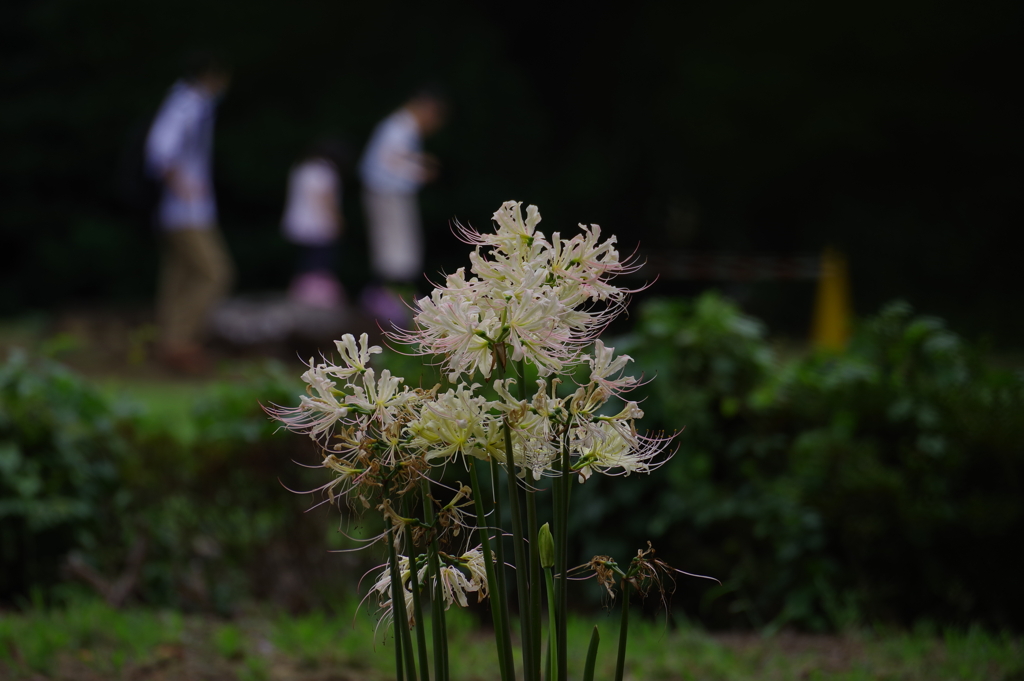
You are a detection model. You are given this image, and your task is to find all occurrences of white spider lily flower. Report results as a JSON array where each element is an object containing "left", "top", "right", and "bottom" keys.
[
  {"left": 400, "top": 201, "right": 637, "bottom": 381},
  {"left": 530, "top": 378, "right": 566, "bottom": 421},
  {"left": 491, "top": 380, "right": 560, "bottom": 478},
  {"left": 266, "top": 361, "right": 349, "bottom": 440},
  {"left": 267, "top": 336, "right": 403, "bottom": 442},
  {"left": 491, "top": 379, "right": 527, "bottom": 417},
  {"left": 328, "top": 333, "right": 382, "bottom": 381},
  {"left": 345, "top": 368, "right": 417, "bottom": 426},
  {"left": 599, "top": 401, "right": 645, "bottom": 444},
  {"left": 464, "top": 201, "right": 546, "bottom": 255},
  {"left": 372, "top": 549, "right": 490, "bottom": 625},
  {"left": 409, "top": 384, "right": 494, "bottom": 461},
  {"left": 586, "top": 340, "right": 638, "bottom": 396},
  {"left": 468, "top": 246, "right": 547, "bottom": 288},
  {"left": 405, "top": 273, "right": 497, "bottom": 381},
  {"left": 319, "top": 453, "right": 366, "bottom": 504},
  {"left": 437, "top": 549, "right": 489, "bottom": 607},
  {"left": 512, "top": 428, "right": 560, "bottom": 480},
  {"left": 503, "top": 291, "right": 574, "bottom": 376},
  {"left": 549, "top": 224, "right": 630, "bottom": 301},
  {"left": 573, "top": 421, "right": 669, "bottom": 481},
  {"left": 371, "top": 555, "right": 426, "bottom": 626},
  {"left": 455, "top": 547, "right": 490, "bottom": 599},
  {"left": 568, "top": 384, "right": 604, "bottom": 422},
  {"left": 572, "top": 400, "right": 646, "bottom": 453}
]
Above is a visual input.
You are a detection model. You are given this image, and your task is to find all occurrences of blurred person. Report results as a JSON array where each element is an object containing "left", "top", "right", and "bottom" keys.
[
  {"left": 281, "top": 138, "right": 350, "bottom": 309},
  {"left": 358, "top": 86, "right": 447, "bottom": 322},
  {"left": 145, "top": 51, "right": 234, "bottom": 373}
]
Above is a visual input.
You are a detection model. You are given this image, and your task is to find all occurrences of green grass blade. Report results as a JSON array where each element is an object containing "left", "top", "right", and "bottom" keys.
[
  {"left": 615, "top": 580, "right": 630, "bottom": 681},
  {"left": 583, "top": 626, "right": 601, "bottom": 681}
]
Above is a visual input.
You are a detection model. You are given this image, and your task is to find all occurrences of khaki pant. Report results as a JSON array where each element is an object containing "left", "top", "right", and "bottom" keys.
[{"left": 157, "top": 227, "right": 234, "bottom": 349}]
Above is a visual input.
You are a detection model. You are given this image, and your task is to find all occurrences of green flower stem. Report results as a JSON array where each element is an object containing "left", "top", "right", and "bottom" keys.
[
  {"left": 438, "top": 594, "right": 449, "bottom": 681},
  {"left": 544, "top": 567, "right": 557, "bottom": 681},
  {"left": 420, "top": 479, "right": 448, "bottom": 681},
  {"left": 583, "top": 626, "right": 601, "bottom": 681},
  {"left": 394, "top": 610, "right": 404, "bottom": 681},
  {"left": 406, "top": 541, "right": 430, "bottom": 681},
  {"left": 385, "top": 518, "right": 417, "bottom": 681},
  {"left": 514, "top": 358, "right": 529, "bottom": 400},
  {"left": 516, "top": 359, "right": 544, "bottom": 681},
  {"left": 500, "top": 359, "right": 536, "bottom": 681},
  {"left": 520, "top": 358, "right": 552, "bottom": 675},
  {"left": 516, "top": 359, "right": 539, "bottom": 681},
  {"left": 526, "top": 487, "right": 543, "bottom": 680},
  {"left": 502, "top": 416, "right": 537, "bottom": 681},
  {"left": 551, "top": 466, "right": 566, "bottom": 681},
  {"left": 555, "top": 426, "right": 573, "bottom": 681},
  {"left": 468, "top": 458, "right": 514, "bottom": 681},
  {"left": 614, "top": 578, "right": 631, "bottom": 681},
  {"left": 487, "top": 457, "right": 516, "bottom": 676}
]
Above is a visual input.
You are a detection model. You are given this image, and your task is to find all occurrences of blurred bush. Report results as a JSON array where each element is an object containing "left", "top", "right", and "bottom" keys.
[
  {"left": 572, "top": 294, "right": 1024, "bottom": 630},
  {"left": 0, "top": 356, "right": 349, "bottom": 613},
  {"left": 0, "top": 351, "right": 128, "bottom": 601},
  {"left": 116, "top": 362, "right": 342, "bottom": 614}
]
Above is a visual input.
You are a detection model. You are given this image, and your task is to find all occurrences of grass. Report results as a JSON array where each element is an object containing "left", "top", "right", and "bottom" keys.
[
  {"left": 0, "top": 597, "right": 1021, "bottom": 680},
  {"left": 99, "top": 378, "right": 212, "bottom": 445},
  {"left": 0, "top": 597, "right": 184, "bottom": 677}
]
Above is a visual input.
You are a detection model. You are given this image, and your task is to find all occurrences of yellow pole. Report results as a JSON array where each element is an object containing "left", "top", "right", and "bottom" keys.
[{"left": 811, "top": 247, "right": 852, "bottom": 351}]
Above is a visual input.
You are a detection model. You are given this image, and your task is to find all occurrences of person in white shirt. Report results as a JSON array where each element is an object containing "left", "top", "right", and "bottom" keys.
[
  {"left": 358, "top": 87, "right": 447, "bottom": 322},
  {"left": 281, "top": 139, "right": 348, "bottom": 309},
  {"left": 145, "top": 52, "right": 233, "bottom": 373}
]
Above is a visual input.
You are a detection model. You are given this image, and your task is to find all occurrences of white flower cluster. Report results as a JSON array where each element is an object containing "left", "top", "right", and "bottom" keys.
[
  {"left": 267, "top": 332, "right": 435, "bottom": 505},
  {"left": 395, "top": 201, "right": 638, "bottom": 381},
  {"left": 272, "top": 333, "right": 667, "bottom": 485},
  {"left": 491, "top": 337, "right": 668, "bottom": 482},
  {"left": 372, "top": 548, "right": 490, "bottom": 625},
  {"left": 270, "top": 201, "right": 674, "bottom": 625},
  {"left": 270, "top": 202, "right": 668, "bottom": 483}
]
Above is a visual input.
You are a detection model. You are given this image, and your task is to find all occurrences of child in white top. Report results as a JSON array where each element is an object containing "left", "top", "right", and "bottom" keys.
[{"left": 281, "top": 139, "right": 349, "bottom": 309}]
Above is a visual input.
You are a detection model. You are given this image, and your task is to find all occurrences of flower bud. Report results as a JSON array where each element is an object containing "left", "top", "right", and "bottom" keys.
[{"left": 537, "top": 522, "right": 555, "bottom": 568}]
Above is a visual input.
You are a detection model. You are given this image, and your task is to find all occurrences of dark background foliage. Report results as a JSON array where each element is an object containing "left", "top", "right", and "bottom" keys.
[
  {"left": 2, "top": 0, "right": 1022, "bottom": 343},
  {"left": 571, "top": 295, "right": 1024, "bottom": 630}
]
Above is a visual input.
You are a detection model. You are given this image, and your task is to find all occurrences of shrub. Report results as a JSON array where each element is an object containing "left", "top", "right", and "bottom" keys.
[
  {"left": 0, "top": 354, "right": 348, "bottom": 611},
  {"left": 114, "top": 362, "right": 340, "bottom": 613},
  {"left": 757, "top": 302, "right": 1024, "bottom": 629},
  {"left": 0, "top": 351, "right": 129, "bottom": 603},
  {"left": 573, "top": 294, "right": 1024, "bottom": 630}
]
